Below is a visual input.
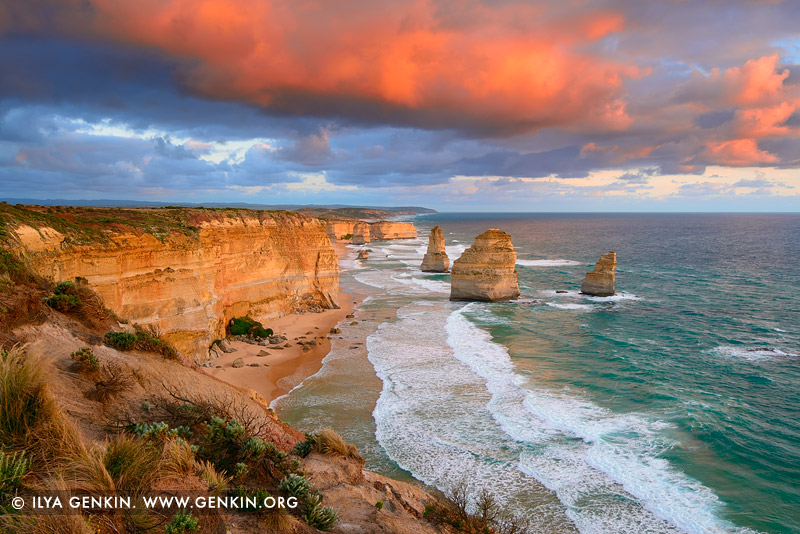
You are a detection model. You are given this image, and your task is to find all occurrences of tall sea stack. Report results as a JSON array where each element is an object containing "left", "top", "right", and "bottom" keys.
[
  {"left": 352, "top": 222, "right": 370, "bottom": 245},
  {"left": 421, "top": 226, "right": 449, "bottom": 272},
  {"left": 450, "top": 228, "right": 520, "bottom": 302},
  {"left": 580, "top": 252, "right": 617, "bottom": 296}
]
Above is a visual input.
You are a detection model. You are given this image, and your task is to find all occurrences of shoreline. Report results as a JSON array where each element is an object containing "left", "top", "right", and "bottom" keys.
[{"left": 206, "top": 243, "right": 365, "bottom": 404}]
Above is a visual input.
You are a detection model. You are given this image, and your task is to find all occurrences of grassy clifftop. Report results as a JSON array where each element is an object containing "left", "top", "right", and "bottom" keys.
[{"left": 0, "top": 203, "right": 312, "bottom": 246}]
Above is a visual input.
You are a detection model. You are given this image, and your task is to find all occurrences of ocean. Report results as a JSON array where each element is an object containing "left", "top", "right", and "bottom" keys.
[{"left": 273, "top": 213, "right": 800, "bottom": 534}]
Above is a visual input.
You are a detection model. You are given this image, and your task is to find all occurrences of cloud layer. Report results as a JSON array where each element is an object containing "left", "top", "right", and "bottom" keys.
[{"left": 0, "top": 0, "right": 798, "bottom": 209}]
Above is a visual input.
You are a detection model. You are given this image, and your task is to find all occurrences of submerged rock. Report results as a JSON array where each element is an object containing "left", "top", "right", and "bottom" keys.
[
  {"left": 580, "top": 252, "right": 617, "bottom": 296},
  {"left": 420, "top": 225, "right": 449, "bottom": 272},
  {"left": 450, "top": 228, "right": 520, "bottom": 302},
  {"left": 352, "top": 222, "right": 371, "bottom": 245}
]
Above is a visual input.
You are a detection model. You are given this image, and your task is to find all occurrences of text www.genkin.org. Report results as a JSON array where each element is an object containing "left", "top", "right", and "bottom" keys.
[{"left": 10, "top": 494, "right": 299, "bottom": 513}]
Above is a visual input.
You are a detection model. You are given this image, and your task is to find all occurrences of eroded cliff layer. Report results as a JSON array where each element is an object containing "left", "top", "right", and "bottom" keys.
[
  {"left": 450, "top": 228, "right": 520, "bottom": 302},
  {"left": 370, "top": 221, "right": 418, "bottom": 240},
  {"left": 6, "top": 206, "right": 339, "bottom": 359},
  {"left": 421, "top": 225, "right": 449, "bottom": 272},
  {"left": 581, "top": 251, "right": 617, "bottom": 296},
  {"left": 352, "top": 221, "right": 371, "bottom": 245}
]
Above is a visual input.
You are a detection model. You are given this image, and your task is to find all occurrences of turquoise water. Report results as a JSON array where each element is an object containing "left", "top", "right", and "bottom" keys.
[{"left": 275, "top": 213, "right": 800, "bottom": 534}]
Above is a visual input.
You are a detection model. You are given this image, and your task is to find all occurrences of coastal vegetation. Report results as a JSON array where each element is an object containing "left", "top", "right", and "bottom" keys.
[{"left": 227, "top": 316, "right": 273, "bottom": 339}]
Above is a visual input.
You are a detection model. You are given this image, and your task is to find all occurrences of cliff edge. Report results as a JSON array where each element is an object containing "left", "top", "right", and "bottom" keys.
[{"left": 1, "top": 204, "right": 339, "bottom": 360}]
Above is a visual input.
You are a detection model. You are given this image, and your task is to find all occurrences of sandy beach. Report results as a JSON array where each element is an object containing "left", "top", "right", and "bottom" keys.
[{"left": 206, "top": 243, "right": 363, "bottom": 403}]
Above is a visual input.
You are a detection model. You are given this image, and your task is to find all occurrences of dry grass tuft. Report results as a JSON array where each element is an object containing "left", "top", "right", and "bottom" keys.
[
  {"left": 103, "top": 436, "right": 162, "bottom": 496},
  {"left": 195, "top": 459, "right": 230, "bottom": 496},
  {"left": 0, "top": 346, "right": 85, "bottom": 467},
  {"left": 161, "top": 437, "right": 196, "bottom": 478},
  {"left": 313, "top": 428, "right": 363, "bottom": 461}
]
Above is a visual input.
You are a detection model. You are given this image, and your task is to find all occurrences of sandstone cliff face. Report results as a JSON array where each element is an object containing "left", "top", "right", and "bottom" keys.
[
  {"left": 581, "top": 252, "right": 616, "bottom": 296},
  {"left": 12, "top": 212, "right": 339, "bottom": 360},
  {"left": 352, "top": 222, "right": 371, "bottom": 245},
  {"left": 450, "top": 229, "right": 520, "bottom": 302},
  {"left": 421, "top": 225, "right": 449, "bottom": 272},
  {"left": 369, "top": 221, "right": 417, "bottom": 240},
  {"left": 324, "top": 220, "right": 356, "bottom": 242}
]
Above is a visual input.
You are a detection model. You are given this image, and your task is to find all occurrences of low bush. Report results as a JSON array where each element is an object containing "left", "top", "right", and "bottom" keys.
[
  {"left": 164, "top": 510, "right": 199, "bottom": 534},
  {"left": 104, "top": 331, "right": 137, "bottom": 351},
  {"left": 228, "top": 316, "right": 273, "bottom": 339},
  {"left": 45, "top": 294, "right": 81, "bottom": 312},
  {"left": 133, "top": 324, "right": 179, "bottom": 360},
  {"left": 89, "top": 363, "right": 134, "bottom": 402},
  {"left": 278, "top": 473, "right": 314, "bottom": 500},
  {"left": 70, "top": 347, "right": 99, "bottom": 372},
  {"left": 340, "top": 233, "right": 353, "bottom": 240},
  {"left": 302, "top": 493, "right": 338, "bottom": 531}
]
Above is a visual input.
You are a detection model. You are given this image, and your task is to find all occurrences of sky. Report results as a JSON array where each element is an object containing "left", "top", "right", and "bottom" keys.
[{"left": 0, "top": 0, "right": 799, "bottom": 212}]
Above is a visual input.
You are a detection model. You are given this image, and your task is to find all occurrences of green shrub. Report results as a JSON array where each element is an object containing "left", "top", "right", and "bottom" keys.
[
  {"left": 54, "top": 281, "right": 75, "bottom": 295},
  {"left": 302, "top": 493, "right": 338, "bottom": 531},
  {"left": 164, "top": 510, "right": 199, "bottom": 534},
  {"left": 375, "top": 500, "right": 383, "bottom": 510},
  {"left": 278, "top": 473, "right": 314, "bottom": 500},
  {"left": 131, "top": 422, "right": 191, "bottom": 442},
  {"left": 133, "top": 325, "right": 179, "bottom": 360},
  {"left": 70, "top": 347, "right": 99, "bottom": 371},
  {"left": 45, "top": 293, "right": 81, "bottom": 312},
  {"left": 104, "top": 331, "right": 137, "bottom": 351},
  {"left": 340, "top": 233, "right": 353, "bottom": 240},
  {"left": 228, "top": 317, "right": 273, "bottom": 339},
  {"left": 291, "top": 438, "right": 313, "bottom": 458},
  {"left": 0, "top": 450, "right": 29, "bottom": 498}
]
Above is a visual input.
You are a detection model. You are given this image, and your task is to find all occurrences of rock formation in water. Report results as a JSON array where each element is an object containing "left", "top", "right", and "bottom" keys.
[
  {"left": 369, "top": 221, "right": 417, "bottom": 240},
  {"left": 421, "top": 225, "right": 449, "bottom": 272},
  {"left": 356, "top": 249, "right": 370, "bottom": 260},
  {"left": 352, "top": 222, "right": 371, "bottom": 245},
  {"left": 450, "top": 228, "right": 520, "bottom": 302},
  {"left": 9, "top": 207, "right": 339, "bottom": 360},
  {"left": 580, "top": 252, "right": 617, "bottom": 296}
]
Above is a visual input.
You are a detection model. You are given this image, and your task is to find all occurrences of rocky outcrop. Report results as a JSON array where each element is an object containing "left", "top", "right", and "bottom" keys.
[
  {"left": 11, "top": 210, "right": 339, "bottom": 360},
  {"left": 324, "top": 220, "right": 356, "bottom": 242},
  {"left": 357, "top": 249, "right": 370, "bottom": 260},
  {"left": 450, "top": 229, "right": 520, "bottom": 302},
  {"left": 369, "top": 221, "right": 417, "bottom": 240},
  {"left": 421, "top": 225, "right": 449, "bottom": 272},
  {"left": 352, "top": 222, "right": 371, "bottom": 245},
  {"left": 581, "top": 252, "right": 617, "bottom": 296}
]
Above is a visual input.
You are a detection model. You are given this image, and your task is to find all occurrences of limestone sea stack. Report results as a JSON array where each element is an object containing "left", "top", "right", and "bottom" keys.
[
  {"left": 421, "top": 226, "right": 450, "bottom": 272},
  {"left": 580, "top": 252, "right": 617, "bottom": 296},
  {"left": 356, "top": 249, "right": 370, "bottom": 260},
  {"left": 450, "top": 229, "right": 520, "bottom": 302},
  {"left": 352, "top": 222, "right": 371, "bottom": 245}
]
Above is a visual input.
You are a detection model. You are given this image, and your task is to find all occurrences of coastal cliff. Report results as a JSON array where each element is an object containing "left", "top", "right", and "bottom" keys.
[
  {"left": 450, "top": 228, "right": 520, "bottom": 302},
  {"left": 370, "top": 221, "right": 418, "bottom": 240},
  {"left": 324, "top": 219, "right": 417, "bottom": 242},
  {"left": 352, "top": 221, "right": 371, "bottom": 245},
  {"left": 3, "top": 205, "right": 339, "bottom": 360}
]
